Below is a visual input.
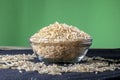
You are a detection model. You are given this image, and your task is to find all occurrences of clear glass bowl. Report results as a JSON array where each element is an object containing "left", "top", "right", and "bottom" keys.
[{"left": 30, "top": 39, "right": 92, "bottom": 63}]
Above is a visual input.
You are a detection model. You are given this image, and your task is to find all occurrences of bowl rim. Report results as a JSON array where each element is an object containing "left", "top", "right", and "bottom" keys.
[{"left": 30, "top": 37, "right": 92, "bottom": 45}]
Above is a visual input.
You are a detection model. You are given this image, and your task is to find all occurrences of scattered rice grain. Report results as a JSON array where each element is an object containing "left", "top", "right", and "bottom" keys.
[{"left": 0, "top": 54, "right": 119, "bottom": 75}]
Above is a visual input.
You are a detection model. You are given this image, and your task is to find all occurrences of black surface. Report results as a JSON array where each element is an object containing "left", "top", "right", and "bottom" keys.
[
  {"left": 0, "top": 49, "right": 120, "bottom": 80},
  {"left": 87, "top": 49, "right": 120, "bottom": 59}
]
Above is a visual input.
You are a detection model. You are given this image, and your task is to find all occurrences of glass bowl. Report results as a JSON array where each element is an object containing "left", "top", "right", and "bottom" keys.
[{"left": 30, "top": 38, "right": 92, "bottom": 63}]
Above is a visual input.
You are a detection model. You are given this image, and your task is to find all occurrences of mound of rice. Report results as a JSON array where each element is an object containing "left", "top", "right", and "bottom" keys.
[{"left": 30, "top": 22, "right": 91, "bottom": 43}]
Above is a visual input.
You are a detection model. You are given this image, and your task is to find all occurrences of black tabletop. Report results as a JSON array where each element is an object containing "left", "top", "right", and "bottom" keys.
[{"left": 0, "top": 48, "right": 120, "bottom": 80}]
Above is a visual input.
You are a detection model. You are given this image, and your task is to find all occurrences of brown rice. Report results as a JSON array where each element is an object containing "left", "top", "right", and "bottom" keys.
[
  {"left": 30, "top": 22, "right": 91, "bottom": 43},
  {"left": 30, "top": 22, "right": 92, "bottom": 61},
  {"left": 0, "top": 54, "right": 120, "bottom": 75}
]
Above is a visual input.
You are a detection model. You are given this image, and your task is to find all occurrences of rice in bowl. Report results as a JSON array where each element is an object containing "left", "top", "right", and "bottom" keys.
[{"left": 30, "top": 22, "right": 92, "bottom": 63}]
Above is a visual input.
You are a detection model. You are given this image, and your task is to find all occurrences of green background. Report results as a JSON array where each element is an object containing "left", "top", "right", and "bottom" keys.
[{"left": 0, "top": 0, "right": 120, "bottom": 48}]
